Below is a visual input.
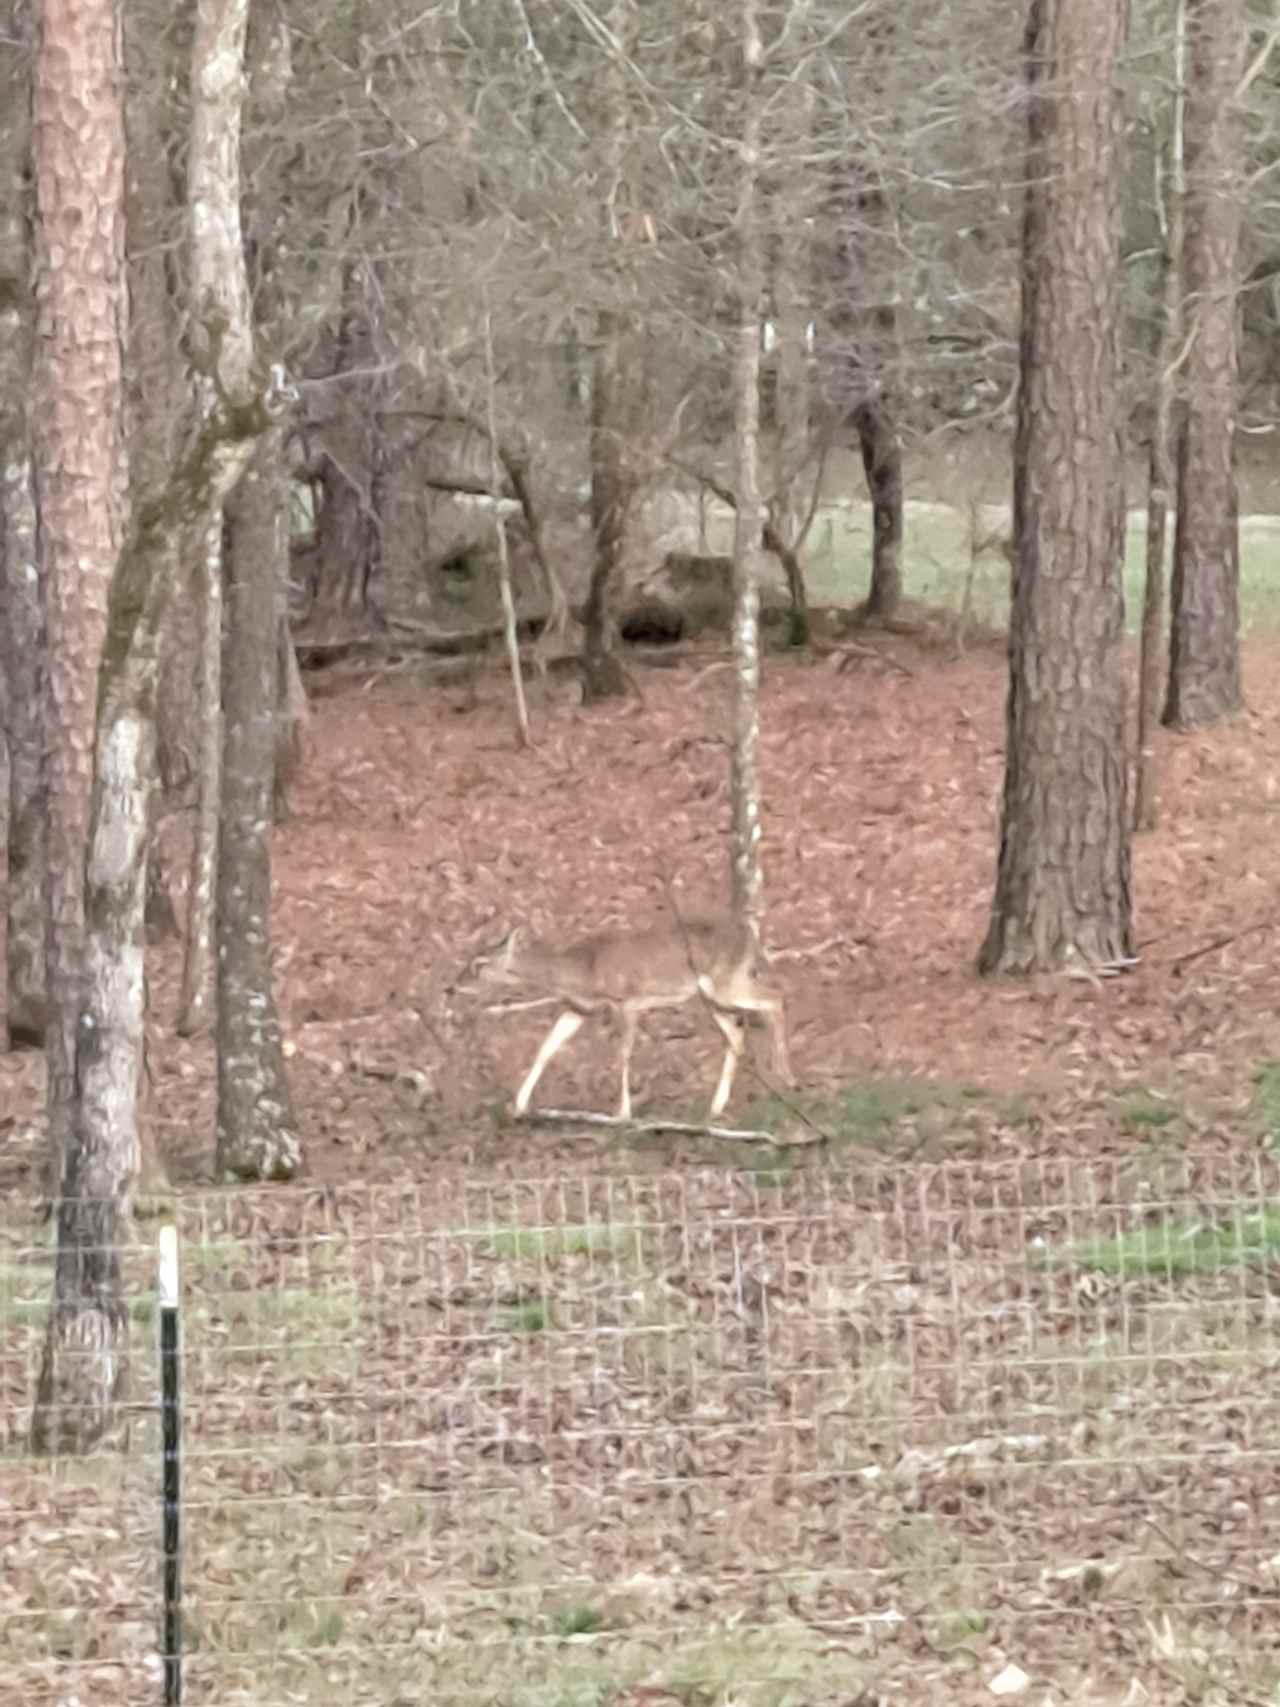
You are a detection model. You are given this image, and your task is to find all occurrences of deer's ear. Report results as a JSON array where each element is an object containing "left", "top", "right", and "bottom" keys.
[{"left": 503, "top": 926, "right": 525, "bottom": 966}]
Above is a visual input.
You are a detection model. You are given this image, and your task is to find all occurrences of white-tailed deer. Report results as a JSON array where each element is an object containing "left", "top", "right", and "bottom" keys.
[{"left": 467, "top": 916, "right": 793, "bottom": 1120}]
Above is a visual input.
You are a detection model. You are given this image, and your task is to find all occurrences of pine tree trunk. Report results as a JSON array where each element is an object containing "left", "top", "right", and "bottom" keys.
[
  {"left": 31, "top": 0, "right": 130, "bottom": 1188},
  {"left": 979, "top": 0, "right": 1133, "bottom": 976},
  {"left": 1163, "top": 0, "right": 1244, "bottom": 730},
  {"left": 0, "top": 11, "right": 45, "bottom": 1050},
  {"left": 28, "top": 0, "right": 131, "bottom": 1451},
  {"left": 216, "top": 424, "right": 302, "bottom": 1181}
]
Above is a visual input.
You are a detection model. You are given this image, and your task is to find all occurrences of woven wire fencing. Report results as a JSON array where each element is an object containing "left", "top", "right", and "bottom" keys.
[{"left": 4, "top": 1155, "right": 1280, "bottom": 1706}]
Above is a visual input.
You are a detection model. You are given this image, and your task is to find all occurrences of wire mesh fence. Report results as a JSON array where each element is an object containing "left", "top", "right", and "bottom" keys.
[{"left": 4, "top": 1153, "right": 1280, "bottom": 1705}]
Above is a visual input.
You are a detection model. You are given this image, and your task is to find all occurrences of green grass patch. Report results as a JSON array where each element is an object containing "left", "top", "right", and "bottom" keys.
[
  {"left": 0, "top": 1258, "right": 162, "bottom": 1331},
  {"left": 1055, "top": 1207, "right": 1280, "bottom": 1277},
  {"left": 503, "top": 1298, "right": 553, "bottom": 1334},
  {"left": 1254, "top": 1060, "right": 1280, "bottom": 1147},
  {"left": 743, "top": 1075, "right": 1027, "bottom": 1154},
  {"left": 476, "top": 1223, "right": 646, "bottom": 1265},
  {"left": 1113, "top": 1088, "right": 1183, "bottom": 1134},
  {"left": 206, "top": 1280, "right": 362, "bottom": 1371},
  {"left": 549, "top": 1603, "right": 607, "bottom": 1638}
]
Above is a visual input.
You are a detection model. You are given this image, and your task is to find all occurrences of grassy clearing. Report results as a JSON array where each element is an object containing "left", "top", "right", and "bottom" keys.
[{"left": 702, "top": 501, "right": 1280, "bottom": 632}]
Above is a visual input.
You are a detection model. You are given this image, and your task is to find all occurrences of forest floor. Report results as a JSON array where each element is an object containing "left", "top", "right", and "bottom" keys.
[
  {"left": 3, "top": 627, "right": 1280, "bottom": 1186},
  {"left": 4, "top": 630, "right": 1280, "bottom": 1707}
]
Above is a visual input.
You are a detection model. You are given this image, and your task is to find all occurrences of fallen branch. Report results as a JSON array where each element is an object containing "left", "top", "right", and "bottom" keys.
[
  {"left": 517, "top": 1108, "right": 787, "bottom": 1144},
  {"left": 1167, "top": 917, "right": 1277, "bottom": 976}
]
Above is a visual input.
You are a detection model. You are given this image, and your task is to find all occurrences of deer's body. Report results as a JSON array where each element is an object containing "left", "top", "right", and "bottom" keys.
[{"left": 472, "top": 915, "right": 792, "bottom": 1120}]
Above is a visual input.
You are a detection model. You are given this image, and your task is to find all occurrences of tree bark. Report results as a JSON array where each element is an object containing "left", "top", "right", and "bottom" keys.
[
  {"left": 854, "top": 395, "right": 904, "bottom": 620},
  {"left": 176, "top": 513, "right": 223, "bottom": 1035},
  {"left": 310, "top": 277, "right": 379, "bottom": 623},
  {"left": 979, "top": 0, "right": 1133, "bottom": 976},
  {"left": 216, "top": 423, "right": 302, "bottom": 1181},
  {"left": 729, "top": 0, "right": 766, "bottom": 952},
  {"left": 579, "top": 0, "right": 637, "bottom": 704},
  {"left": 1, "top": 1, "right": 45, "bottom": 1050},
  {"left": 1134, "top": 0, "right": 1186, "bottom": 832},
  {"left": 1163, "top": 0, "right": 1244, "bottom": 730},
  {"left": 31, "top": 0, "right": 129, "bottom": 1185},
  {"left": 274, "top": 567, "right": 310, "bottom": 821},
  {"left": 31, "top": 679, "right": 150, "bottom": 1454},
  {"left": 28, "top": 0, "right": 130, "bottom": 1450}
]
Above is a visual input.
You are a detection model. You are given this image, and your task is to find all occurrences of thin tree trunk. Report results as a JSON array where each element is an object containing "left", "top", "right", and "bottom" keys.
[
  {"left": 579, "top": 0, "right": 635, "bottom": 703},
  {"left": 1135, "top": 0, "right": 1186, "bottom": 832},
  {"left": 507, "top": 453, "right": 571, "bottom": 661},
  {"left": 771, "top": 160, "right": 812, "bottom": 646},
  {"left": 770, "top": 67, "right": 814, "bottom": 640},
  {"left": 125, "top": 0, "right": 190, "bottom": 951},
  {"left": 1163, "top": 0, "right": 1244, "bottom": 729},
  {"left": 855, "top": 396, "right": 905, "bottom": 620},
  {"left": 581, "top": 313, "right": 633, "bottom": 701},
  {"left": 484, "top": 302, "right": 531, "bottom": 746},
  {"left": 274, "top": 590, "right": 309, "bottom": 822},
  {"left": 176, "top": 511, "right": 223, "bottom": 1034},
  {"left": 729, "top": 0, "right": 766, "bottom": 952},
  {"left": 216, "top": 423, "right": 301, "bottom": 1181},
  {"left": 825, "top": 89, "right": 905, "bottom": 621},
  {"left": 978, "top": 0, "right": 1133, "bottom": 976}
]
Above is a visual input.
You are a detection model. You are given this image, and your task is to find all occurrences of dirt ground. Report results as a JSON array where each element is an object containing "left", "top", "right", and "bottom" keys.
[{"left": 4, "top": 629, "right": 1279, "bottom": 1191}]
